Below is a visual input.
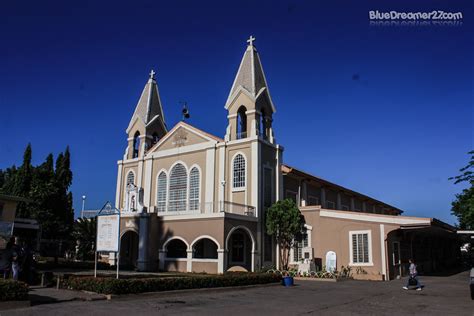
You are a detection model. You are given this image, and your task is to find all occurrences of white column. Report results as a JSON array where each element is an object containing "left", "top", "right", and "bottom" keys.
[
  {"left": 115, "top": 162, "right": 123, "bottom": 209},
  {"left": 301, "top": 181, "right": 307, "bottom": 206},
  {"left": 218, "top": 145, "right": 225, "bottom": 207},
  {"left": 350, "top": 197, "right": 355, "bottom": 211},
  {"left": 217, "top": 249, "right": 225, "bottom": 274},
  {"left": 336, "top": 192, "right": 342, "bottom": 210},
  {"left": 143, "top": 159, "right": 153, "bottom": 211},
  {"left": 251, "top": 251, "right": 258, "bottom": 272},
  {"left": 205, "top": 148, "right": 215, "bottom": 211},
  {"left": 362, "top": 201, "right": 367, "bottom": 212},
  {"left": 137, "top": 159, "right": 144, "bottom": 187},
  {"left": 380, "top": 224, "right": 387, "bottom": 281},
  {"left": 186, "top": 250, "right": 193, "bottom": 272}
]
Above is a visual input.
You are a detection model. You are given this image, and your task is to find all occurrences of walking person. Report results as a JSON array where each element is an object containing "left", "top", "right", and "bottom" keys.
[
  {"left": 11, "top": 237, "right": 21, "bottom": 281},
  {"left": 403, "top": 258, "right": 423, "bottom": 291}
]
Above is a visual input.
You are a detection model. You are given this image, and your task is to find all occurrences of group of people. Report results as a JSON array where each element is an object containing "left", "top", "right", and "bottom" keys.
[{"left": 0, "top": 236, "right": 35, "bottom": 283}]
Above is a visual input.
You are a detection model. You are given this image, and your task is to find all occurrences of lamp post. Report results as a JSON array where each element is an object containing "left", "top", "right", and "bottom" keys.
[{"left": 81, "top": 195, "right": 86, "bottom": 218}]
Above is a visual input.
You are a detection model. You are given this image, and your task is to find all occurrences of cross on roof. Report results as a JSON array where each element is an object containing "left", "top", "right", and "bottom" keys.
[
  {"left": 149, "top": 69, "right": 156, "bottom": 79},
  {"left": 247, "top": 35, "right": 256, "bottom": 47}
]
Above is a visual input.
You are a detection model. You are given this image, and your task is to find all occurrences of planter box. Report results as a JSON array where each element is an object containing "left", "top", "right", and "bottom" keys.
[
  {"left": 295, "top": 277, "right": 336, "bottom": 282},
  {"left": 294, "top": 277, "right": 351, "bottom": 282},
  {"left": 352, "top": 274, "right": 384, "bottom": 281}
]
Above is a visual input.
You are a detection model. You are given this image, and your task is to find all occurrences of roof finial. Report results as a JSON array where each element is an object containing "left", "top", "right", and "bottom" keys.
[
  {"left": 247, "top": 35, "right": 256, "bottom": 47},
  {"left": 149, "top": 69, "right": 156, "bottom": 80}
]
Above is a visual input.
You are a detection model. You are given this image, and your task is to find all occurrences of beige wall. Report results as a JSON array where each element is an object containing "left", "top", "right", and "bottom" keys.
[
  {"left": 302, "top": 209, "right": 400, "bottom": 280},
  {"left": 192, "top": 261, "right": 218, "bottom": 274},
  {"left": 159, "top": 217, "right": 225, "bottom": 250}
]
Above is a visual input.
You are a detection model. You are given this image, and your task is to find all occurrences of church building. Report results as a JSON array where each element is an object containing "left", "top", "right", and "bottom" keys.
[{"left": 113, "top": 37, "right": 457, "bottom": 280}]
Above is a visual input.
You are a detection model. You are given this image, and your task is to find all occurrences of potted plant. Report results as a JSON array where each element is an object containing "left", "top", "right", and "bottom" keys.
[{"left": 266, "top": 199, "right": 305, "bottom": 287}]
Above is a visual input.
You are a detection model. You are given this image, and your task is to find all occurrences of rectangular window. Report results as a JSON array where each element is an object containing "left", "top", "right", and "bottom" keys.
[
  {"left": 293, "top": 232, "right": 309, "bottom": 262},
  {"left": 326, "top": 200, "right": 335, "bottom": 209},
  {"left": 350, "top": 231, "right": 372, "bottom": 265},
  {"left": 308, "top": 196, "right": 319, "bottom": 206}
]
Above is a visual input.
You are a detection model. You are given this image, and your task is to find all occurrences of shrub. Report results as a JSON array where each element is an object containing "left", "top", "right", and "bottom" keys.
[
  {"left": 0, "top": 280, "right": 29, "bottom": 301},
  {"left": 66, "top": 273, "right": 282, "bottom": 295}
]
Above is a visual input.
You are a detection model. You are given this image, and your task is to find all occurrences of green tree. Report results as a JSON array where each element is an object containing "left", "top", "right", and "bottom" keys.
[
  {"left": 0, "top": 145, "right": 74, "bottom": 240},
  {"left": 266, "top": 199, "right": 305, "bottom": 270},
  {"left": 450, "top": 150, "right": 474, "bottom": 229},
  {"left": 72, "top": 217, "right": 97, "bottom": 260}
]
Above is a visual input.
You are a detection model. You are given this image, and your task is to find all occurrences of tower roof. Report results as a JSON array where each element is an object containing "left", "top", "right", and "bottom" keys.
[
  {"left": 225, "top": 36, "right": 276, "bottom": 112},
  {"left": 127, "top": 70, "right": 167, "bottom": 133}
]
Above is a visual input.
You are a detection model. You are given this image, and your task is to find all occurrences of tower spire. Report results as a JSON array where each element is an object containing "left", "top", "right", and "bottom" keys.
[
  {"left": 224, "top": 36, "right": 275, "bottom": 113},
  {"left": 126, "top": 71, "right": 167, "bottom": 134}
]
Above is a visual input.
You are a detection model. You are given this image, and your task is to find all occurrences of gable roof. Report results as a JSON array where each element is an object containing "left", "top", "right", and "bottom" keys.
[
  {"left": 126, "top": 73, "right": 167, "bottom": 133},
  {"left": 282, "top": 164, "right": 404, "bottom": 215},
  {"left": 146, "top": 121, "right": 223, "bottom": 153},
  {"left": 225, "top": 42, "right": 276, "bottom": 113}
]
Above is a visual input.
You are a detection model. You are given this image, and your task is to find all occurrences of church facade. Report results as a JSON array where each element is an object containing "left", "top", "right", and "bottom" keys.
[{"left": 113, "top": 38, "right": 457, "bottom": 280}]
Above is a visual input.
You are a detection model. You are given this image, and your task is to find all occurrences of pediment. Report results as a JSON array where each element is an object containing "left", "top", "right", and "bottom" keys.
[{"left": 147, "top": 122, "right": 221, "bottom": 153}]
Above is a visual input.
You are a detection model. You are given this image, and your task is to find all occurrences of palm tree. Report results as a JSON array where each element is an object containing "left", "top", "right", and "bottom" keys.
[{"left": 72, "top": 217, "right": 96, "bottom": 261}]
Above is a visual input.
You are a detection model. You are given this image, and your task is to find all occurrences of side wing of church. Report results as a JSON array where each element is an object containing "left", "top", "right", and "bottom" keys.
[{"left": 113, "top": 38, "right": 457, "bottom": 280}]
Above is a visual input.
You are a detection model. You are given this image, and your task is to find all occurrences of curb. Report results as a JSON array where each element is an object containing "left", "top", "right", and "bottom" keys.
[
  {"left": 0, "top": 300, "right": 31, "bottom": 311},
  {"left": 106, "top": 282, "right": 281, "bottom": 300}
]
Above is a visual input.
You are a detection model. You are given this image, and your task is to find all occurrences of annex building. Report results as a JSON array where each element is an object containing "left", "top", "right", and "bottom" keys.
[{"left": 113, "top": 37, "right": 457, "bottom": 280}]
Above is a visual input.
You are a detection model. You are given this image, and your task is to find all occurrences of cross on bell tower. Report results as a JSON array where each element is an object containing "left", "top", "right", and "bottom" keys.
[
  {"left": 247, "top": 35, "right": 256, "bottom": 47},
  {"left": 149, "top": 69, "right": 156, "bottom": 80}
]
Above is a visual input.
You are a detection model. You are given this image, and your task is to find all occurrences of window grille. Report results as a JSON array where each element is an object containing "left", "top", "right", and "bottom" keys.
[
  {"left": 189, "top": 167, "right": 200, "bottom": 211},
  {"left": 126, "top": 171, "right": 135, "bottom": 185},
  {"left": 233, "top": 154, "right": 246, "bottom": 188},
  {"left": 352, "top": 233, "right": 370, "bottom": 263},
  {"left": 157, "top": 172, "right": 167, "bottom": 212},
  {"left": 169, "top": 164, "right": 187, "bottom": 212}
]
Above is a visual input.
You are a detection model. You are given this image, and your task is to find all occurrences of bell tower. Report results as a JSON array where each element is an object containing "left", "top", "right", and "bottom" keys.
[
  {"left": 224, "top": 36, "right": 276, "bottom": 143},
  {"left": 125, "top": 70, "right": 167, "bottom": 160}
]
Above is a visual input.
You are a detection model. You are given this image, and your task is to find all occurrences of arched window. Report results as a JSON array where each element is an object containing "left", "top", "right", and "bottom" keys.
[
  {"left": 236, "top": 106, "right": 247, "bottom": 139},
  {"left": 152, "top": 132, "right": 160, "bottom": 146},
  {"left": 233, "top": 154, "right": 246, "bottom": 189},
  {"left": 166, "top": 239, "right": 187, "bottom": 258},
  {"left": 156, "top": 171, "right": 167, "bottom": 212},
  {"left": 126, "top": 171, "right": 135, "bottom": 185},
  {"left": 189, "top": 167, "right": 200, "bottom": 211},
  {"left": 260, "top": 109, "right": 267, "bottom": 139},
  {"left": 133, "top": 131, "right": 140, "bottom": 158},
  {"left": 169, "top": 163, "right": 187, "bottom": 212},
  {"left": 193, "top": 238, "right": 218, "bottom": 259}
]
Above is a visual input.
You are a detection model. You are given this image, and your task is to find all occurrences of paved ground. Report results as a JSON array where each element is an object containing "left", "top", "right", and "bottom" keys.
[{"left": 2, "top": 271, "right": 472, "bottom": 315}]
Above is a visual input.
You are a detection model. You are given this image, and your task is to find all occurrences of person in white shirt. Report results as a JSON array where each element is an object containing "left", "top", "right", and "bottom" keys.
[{"left": 403, "top": 259, "right": 423, "bottom": 291}]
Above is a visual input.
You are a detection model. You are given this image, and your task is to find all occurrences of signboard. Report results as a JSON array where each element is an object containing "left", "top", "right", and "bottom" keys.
[{"left": 96, "top": 214, "right": 120, "bottom": 252}]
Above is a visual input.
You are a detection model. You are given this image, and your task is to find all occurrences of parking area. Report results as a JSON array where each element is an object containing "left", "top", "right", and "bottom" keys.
[{"left": 4, "top": 270, "right": 473, "bottom": 315}]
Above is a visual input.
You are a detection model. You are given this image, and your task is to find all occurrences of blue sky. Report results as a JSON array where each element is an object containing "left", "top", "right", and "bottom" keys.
[{"left": 0, "top": 0, "right": 472, "bottom": 224}]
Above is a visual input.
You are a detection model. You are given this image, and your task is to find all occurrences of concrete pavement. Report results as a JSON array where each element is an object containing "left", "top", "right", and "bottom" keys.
[{"left": 2, "top": 270, "right": 473, "bottom": 315}]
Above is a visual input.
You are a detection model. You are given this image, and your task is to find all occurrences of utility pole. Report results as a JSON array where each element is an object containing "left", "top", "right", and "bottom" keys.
[{"left": 81, "top": 195, "right": 86, "bottom": 218}]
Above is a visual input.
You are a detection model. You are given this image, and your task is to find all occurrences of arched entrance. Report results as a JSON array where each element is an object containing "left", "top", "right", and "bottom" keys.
[
  {"left": 226, "top": 227, "right": 255, "bottom": 272},
  {"left": 120, "top": 230, "right": 138, "bottom": 269}
]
